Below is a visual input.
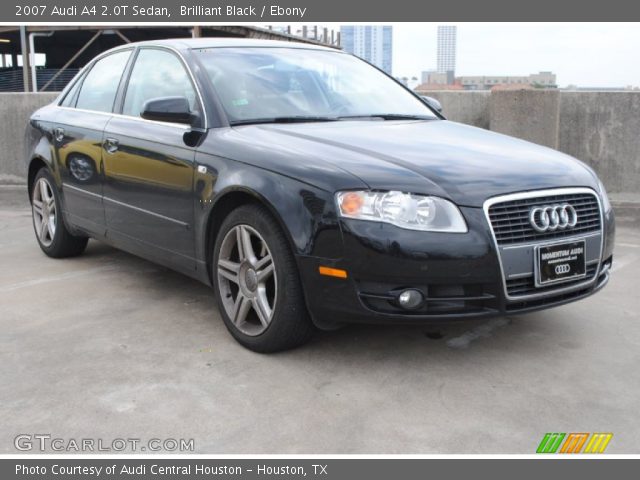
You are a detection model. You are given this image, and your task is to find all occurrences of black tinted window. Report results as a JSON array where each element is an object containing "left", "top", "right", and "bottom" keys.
[
  {"left": 123, "top": 49, "right": 197, "bottom": 118},
  {"left": 75, "top": 50, "right": 131, "bottom": 112}
]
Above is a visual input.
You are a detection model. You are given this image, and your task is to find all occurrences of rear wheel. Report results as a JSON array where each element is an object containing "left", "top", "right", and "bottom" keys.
[
  {"left": 31, "top": 168, "right": 88, "bottom": 258},
  {"left": 213, "top": 204, "right": 315, "bottom": 352}
]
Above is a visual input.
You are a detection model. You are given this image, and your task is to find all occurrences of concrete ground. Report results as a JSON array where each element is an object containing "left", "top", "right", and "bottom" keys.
[{"left": 1, "top": 185, "right": 639, "bottom": 454}]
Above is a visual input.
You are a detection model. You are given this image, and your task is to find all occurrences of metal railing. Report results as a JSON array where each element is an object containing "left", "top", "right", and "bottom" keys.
[{"left": 0, "top": 68, "right": 79, "bottom": 92}]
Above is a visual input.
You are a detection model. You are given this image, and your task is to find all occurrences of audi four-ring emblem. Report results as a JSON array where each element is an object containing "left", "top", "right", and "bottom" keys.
[
  {"left": 529, "top": 204, "right": 578, "bottom": 232},
  {"left": 555, "top": 264, "right": 571, "bottom": 274}
]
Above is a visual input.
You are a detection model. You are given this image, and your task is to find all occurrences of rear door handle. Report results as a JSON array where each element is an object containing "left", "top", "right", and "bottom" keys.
[
  {"left": 104, "top": 137, "right": 119, "bottom": 154},
  {"left": 54, "top": 127, "right": 65, "bottom": 142}
]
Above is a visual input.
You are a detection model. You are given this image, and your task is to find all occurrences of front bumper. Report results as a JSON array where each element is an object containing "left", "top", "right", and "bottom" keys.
[{"left": 298, "top": 194, "right": 615, "bottom": 330}]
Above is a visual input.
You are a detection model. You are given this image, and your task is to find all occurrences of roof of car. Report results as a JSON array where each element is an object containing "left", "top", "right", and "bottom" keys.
[{"left": 123, "top": 38, "right": 341, "bottom": 52}]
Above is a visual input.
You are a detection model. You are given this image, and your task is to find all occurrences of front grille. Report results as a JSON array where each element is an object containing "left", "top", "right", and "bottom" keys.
[
  {"left": 506, "top": 263, "right": 598, "bottom": 297},
  {"left": 505, "top": 265, "right": 609, "bottom": 312},
  {"left": 488, "top": 192, "right": 601, "bottom": 246}
]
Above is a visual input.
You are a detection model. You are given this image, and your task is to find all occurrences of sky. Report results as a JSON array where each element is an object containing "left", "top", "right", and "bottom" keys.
[
  {"left": 391, "top": 23, "right": 640, "bottom": 87},
  {"left": 284, "top": 23, "right": 640, "bottom": 88}
]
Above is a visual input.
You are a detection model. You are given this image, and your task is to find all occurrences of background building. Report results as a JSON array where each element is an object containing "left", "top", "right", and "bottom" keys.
[
  {"left": 422, "top": 71, "right": 448, "bottom": 86},
  {"left": 340, "top": 25, "right": 393, "bottom": 75},
  {"left": 421, "top": 70, "right": 436, "bottom": 84},
  {"left": 459, "top": 72, "right": 557, "bottom": 90},
  {"left": 416, "top": 71, "right": 557, "bottom": 91},
  {"left": 436, "top": 25, "right": 456, "bottom": 80}
]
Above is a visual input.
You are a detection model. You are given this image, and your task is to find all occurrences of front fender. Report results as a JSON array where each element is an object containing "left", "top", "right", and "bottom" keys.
[{"left": 193, "top": 151, "right": 345, "bottom": 274}]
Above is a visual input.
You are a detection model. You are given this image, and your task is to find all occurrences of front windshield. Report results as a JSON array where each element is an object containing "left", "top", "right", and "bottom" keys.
[{"left": 195, "top": 47, "right": 438, "bottom": 124}]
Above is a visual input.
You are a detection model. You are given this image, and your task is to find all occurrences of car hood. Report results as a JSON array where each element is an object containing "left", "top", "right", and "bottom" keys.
[{"left": 224, "top": 120, "right": 598, "bottom": 207}]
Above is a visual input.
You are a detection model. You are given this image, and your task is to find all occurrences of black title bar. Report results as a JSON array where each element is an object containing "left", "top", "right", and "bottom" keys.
[
  {"left": 5, "top": 0, "right": 640, "bottom": 22},
  {"left": 4, "top": 459, "right": 640, "bottom": 480}
]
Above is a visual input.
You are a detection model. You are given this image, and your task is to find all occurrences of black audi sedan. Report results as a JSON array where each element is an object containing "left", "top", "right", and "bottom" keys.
[{"left": 25, "top": 39, "right": 615, "bottom": 352}]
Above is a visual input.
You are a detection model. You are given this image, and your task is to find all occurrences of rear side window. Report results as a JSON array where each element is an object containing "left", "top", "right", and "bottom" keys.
[
  {"left": 122, "top": 48, "right": 197, "bottom": 118},
  {"left": 60, "top": 74, "right": 83, "bottom": 107},
  {"left": 75, "top": 50, "right": 131, "bottom": 113}
]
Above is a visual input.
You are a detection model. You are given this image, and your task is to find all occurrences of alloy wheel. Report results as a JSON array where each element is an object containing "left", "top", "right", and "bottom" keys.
[
  {"left": 32, "top": 177, "right": 57, "bottom": 247},
  {"left": 217, "top": 225, "right": 277, "bottom": 336}
]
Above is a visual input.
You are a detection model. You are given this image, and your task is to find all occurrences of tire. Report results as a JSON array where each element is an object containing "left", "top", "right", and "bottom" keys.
[
  {"left": 31, "top": 168, "right": 88, "bottom": 258},
  {"left": 213, "top": 204, "right": 315, "bottom": 352}
]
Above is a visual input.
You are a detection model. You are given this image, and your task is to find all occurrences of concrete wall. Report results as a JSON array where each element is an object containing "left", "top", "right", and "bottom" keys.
[
  {"left": 0, "top": 93, "right": 58, "bottom": 184},
  {"left": 557, "top": 92, "right": 640, "bottom": 194},
  {"left": 418, "top": 90, "right": 640, "bottom": 193},
  {"left": 419, "top": 91, "right": 491, "bottom": 129},
  {"left": 2, "top": 91, "right": 639, "bottom": 193},
  {"left": 490, "top": 90, "right": 561, "bottom": 149}
]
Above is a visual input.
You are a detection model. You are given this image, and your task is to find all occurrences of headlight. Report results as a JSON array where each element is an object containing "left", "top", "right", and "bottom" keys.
[
  {"left": 597, "top": 180, "right": 612, "bottom": 213},
  {"left": 336, "top": 190, "right": 468, "bottom": 233}
]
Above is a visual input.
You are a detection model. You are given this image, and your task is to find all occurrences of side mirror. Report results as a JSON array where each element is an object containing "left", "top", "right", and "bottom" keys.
[
  {"left": 141, "top": 96, "right": 198, "bottom": 125},
  {"left": 420, "top": 95, "right": 443, "bottom": 114}
]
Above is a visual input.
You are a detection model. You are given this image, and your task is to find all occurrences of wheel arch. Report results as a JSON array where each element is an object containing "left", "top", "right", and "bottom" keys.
[
  {"left": 27, "top": 156, "right": 50, "bottom": 199},
  {"left": 203, "top": 186, "right": 299, "bottom": 285}
]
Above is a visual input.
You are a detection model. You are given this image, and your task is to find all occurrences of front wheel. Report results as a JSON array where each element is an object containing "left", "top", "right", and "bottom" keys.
[
  {"left": 31, "top": 168, "right": 88, "bottom": 258},
  {"left": 213, "top": 204, "right": 315, "bottom": 352}
]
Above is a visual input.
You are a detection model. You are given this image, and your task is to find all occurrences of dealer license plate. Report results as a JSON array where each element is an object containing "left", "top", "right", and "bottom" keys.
[{"left": 535, "top": 240, "right": 587, "bottom": 286}]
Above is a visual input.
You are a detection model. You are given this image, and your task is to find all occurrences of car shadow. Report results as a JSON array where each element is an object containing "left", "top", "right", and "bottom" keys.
[{"left": 76, "top": 239, "right": 571, "bottom": 366}]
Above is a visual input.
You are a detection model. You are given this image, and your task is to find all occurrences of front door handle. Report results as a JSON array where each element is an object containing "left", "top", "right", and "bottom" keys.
[
  {"left": 104, "top": 137, "right": 119, "bottom": 154},
  {"left": 54, "top": 127, "right": 65, "bottom": 142}
]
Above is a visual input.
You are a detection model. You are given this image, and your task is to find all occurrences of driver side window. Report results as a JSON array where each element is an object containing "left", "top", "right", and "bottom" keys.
[{"left": 122, "top": 48, "right": 197, "bottom": 118}]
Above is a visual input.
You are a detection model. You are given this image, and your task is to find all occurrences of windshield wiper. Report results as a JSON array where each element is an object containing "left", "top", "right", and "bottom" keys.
[
  {"left": 229, "top": 114, "right": 435, "bottom": 126},
  {"left": 230, "top": 116, "right": 339, "bottom": 126},
  {"left": 337, "top": 114, "right": 435, "bottom": 121}
]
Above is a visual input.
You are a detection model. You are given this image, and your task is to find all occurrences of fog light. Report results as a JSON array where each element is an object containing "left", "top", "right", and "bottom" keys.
[{"left": 397, "top": 289, "right": 424, "bottom": 310}]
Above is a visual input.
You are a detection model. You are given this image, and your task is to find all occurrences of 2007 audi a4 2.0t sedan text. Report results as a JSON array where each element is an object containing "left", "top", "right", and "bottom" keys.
[{"left": 25, "top": 39, "right": 615, "bottom": 352}]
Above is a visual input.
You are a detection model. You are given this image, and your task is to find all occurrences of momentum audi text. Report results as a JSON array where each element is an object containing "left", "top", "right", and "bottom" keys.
[{"left": 25, "top": 39, "right": 615, "bottom": 352}]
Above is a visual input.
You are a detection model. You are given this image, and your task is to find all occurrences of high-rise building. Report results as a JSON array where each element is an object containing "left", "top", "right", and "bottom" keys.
[
  {"left": 437, "top": 25, "right": 457, "bottom": 77},
  {"left": 340, "top": 25, "right": 393, "bottom": 75}
]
